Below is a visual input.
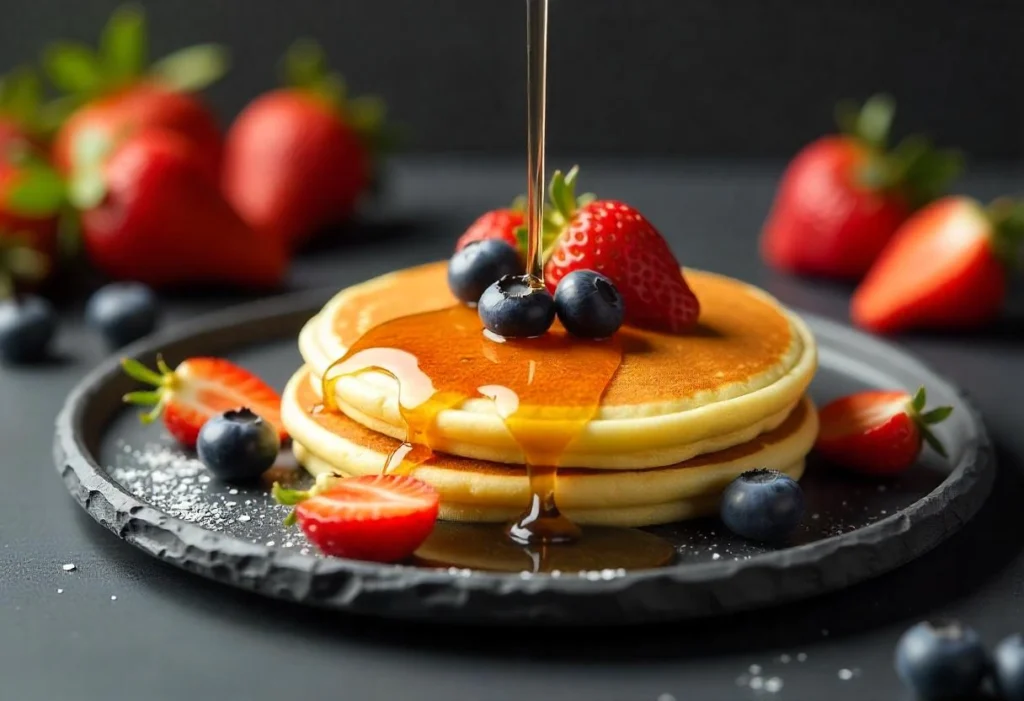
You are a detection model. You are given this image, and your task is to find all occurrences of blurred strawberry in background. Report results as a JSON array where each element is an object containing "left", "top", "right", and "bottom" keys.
[
  {"left": 851, "top": 195, "right": 1024, "bottom": 334},
  {"left": 761, "top": 95, "right": 962, "bottom": 280},
  {"left": 222, "top": 39, "right": 395, "bottom": 253},
  {"left": 45, "top": 5, "right": 228, "bottom": 182}
]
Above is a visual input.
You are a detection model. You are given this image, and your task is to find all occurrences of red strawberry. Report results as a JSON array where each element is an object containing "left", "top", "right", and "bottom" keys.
[
  {"left": 69, "top": 127, "right": 286, "bottom": 289},
  {"left": 455, "top": 197, "right": 526, "bottom": 253},
  {"left": 121, "top": 355, "right": 287, "bottom": 449},
  {"left": 45, "top": 6, "right": 228, "bottom": 181},
  {"left": 222, "top": 40, "right": 394, "bottom": 252},
  {"left": 761, "top": 95, "right": 962, "bottom": 279},
  {"left": 272, "top": 475, "right": 440, "bottom": 563},
  {"left": 538, "top": 166, "right": 700, "bottom": 333},
  {"left": 815, "top": 386, "right": 952, "bottom": 475},
  {"left": 851, "top": 196, "right": 1024, "bottom": 333}
]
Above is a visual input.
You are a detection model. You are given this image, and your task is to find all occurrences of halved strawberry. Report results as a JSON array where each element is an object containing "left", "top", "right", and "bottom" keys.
[
  {"left": 815, "top": 386, "right": 952, "bottom": 475},
  {"left": 540, "top": 166, "right": 700, "bottom": 333},
  {"left": 454, "top": 196, "right": 526, "bottom": 253},
  {"left": 273, "top": 475, "right": 440, "bottom": 563},
  {"left": 121, "top": 355, "right": 286, "bottom": 449}
]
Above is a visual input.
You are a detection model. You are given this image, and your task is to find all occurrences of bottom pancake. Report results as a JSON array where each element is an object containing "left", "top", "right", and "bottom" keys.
[
  {"left": 294, "top": 441, "right": 805, "bottom": 527},
  {"left": 283, "top": 367, "right": 819, "bottom": 528}
]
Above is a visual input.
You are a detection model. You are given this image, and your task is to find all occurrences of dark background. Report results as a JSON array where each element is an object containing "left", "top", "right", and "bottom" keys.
[{"left": 2, "top": 0, "right": 1023, "bottom": 161}]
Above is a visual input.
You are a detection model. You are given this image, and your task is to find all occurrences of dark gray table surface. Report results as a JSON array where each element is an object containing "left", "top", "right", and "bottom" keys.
[{"left": 3, "top": 157, "right": 1023, "bottom": 701}]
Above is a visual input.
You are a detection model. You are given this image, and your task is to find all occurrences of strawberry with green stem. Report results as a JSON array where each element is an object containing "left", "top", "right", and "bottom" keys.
[
  {"left": 222, "top": 39, "right": 398, "bottom": 252},
  {"left": 761, "top": 95, "right": 962, "bottom": 280},
  {"left": 45, "top": 4, "right": 229, "bottom": 182},
  {"left": 455, "top": 196, "right": 528, "bottom": 254},
  {"left": 815, "top": 386, "right": 953, "bottom": 475},
  {"left": 122, "top": 355, "right": 287, "bottom": 449},
  {"left": 272, "top": 475, "right": 440, "bottom": 563},
  {"left": 530, "top": 165, "right": 700, "bottom": 333}
]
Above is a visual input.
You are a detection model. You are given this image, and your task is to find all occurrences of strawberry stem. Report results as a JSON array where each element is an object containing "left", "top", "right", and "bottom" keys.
[
  {"left": 120, "top": 356, "right": 167, "bottom": 386},
  {"left": 122, "top": 390, "right": 162, "bottom": 405},
  {"left": 272, "top": 482, "right": 313, "bottom": 527},
  {"left": 905, "top": 385, "right": 953, "bottom": 459},
  {"left": 985, "top": 197, "right": 1024, "bottom": 271}
]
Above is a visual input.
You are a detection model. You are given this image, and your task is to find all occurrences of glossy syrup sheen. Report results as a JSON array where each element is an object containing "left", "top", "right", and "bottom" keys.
[{"left": 320, "top": 304, "right": 624, "bottom": 543}]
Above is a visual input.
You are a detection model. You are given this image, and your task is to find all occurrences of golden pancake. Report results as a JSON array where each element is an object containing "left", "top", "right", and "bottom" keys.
[
  {"left": 283, "top": 366, "right": 818, "bottom": 527},
  {"left": 297, "top": 262, "right": 817, "bottom": 469}
]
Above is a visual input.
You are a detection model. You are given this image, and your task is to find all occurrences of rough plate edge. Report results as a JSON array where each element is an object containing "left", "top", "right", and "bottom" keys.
[{"left": 54, "top": 288, "right": 996, "bottom": 626}]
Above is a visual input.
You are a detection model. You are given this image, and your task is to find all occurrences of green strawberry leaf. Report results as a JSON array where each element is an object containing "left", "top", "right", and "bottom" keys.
[
  {"left": 100, "top": 4, "right": 148, "bottom": 84},
  {"left": 43, "top": 42, "right": 105, "bottom": 96},
  {"left": 921, "top": 406, "right": 953, "bottom": 424},
  {"left": 0, "top": 66, "right": 42, "bottom": 126},
  {"left": 919, "top": 423, "right": 949, "bottom": 459},
  {"left": 911, "top": 386, "right": 927, "bottom": 413},
  {"left": 149, "top": 44, "right": 229, "bottom": 92},
  {"left": 284, "top": 38, "right": 329, "bottom": 91},
  {"left": 5, "top": 164, "right": 67, "bottom": 217}
]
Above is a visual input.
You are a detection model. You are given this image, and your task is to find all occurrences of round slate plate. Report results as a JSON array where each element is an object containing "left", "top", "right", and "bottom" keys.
[{"left": 55, "top": 289, "right": 995, "bottom": 626}]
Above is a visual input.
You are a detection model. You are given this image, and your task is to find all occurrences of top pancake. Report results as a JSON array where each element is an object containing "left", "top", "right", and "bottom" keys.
[{"left": 298, "top": 262, "right": 817, "bottom": 468}]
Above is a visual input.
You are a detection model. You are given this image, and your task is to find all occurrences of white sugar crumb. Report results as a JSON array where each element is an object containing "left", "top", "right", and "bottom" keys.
[
  {"left": 110, "top": 595, "right": 117, "bottom": 601},
  {"left": 237, "top": 515, "right": 251, "bottom": 523},
  {"left": 838, "top": 668, "right": 859, "bottom": 680},
  {"left": 764, "top": 677, "right": 783, "bottom": 693},
  {"left": 797, "top": 652, "right": 807, "bottom": 662},
  {"left": 778, "top": 654, "right": 791, "bottom": 663},
  {"left": 749, "top": 664, "right": 762, "bottom": 675},
  {"left": 712, "top": 553, "right": 721, "bottom": 560},
  {"left": 749, "top": 676, "right": 764, "bottom": 690},
  {"left": 56, "top": 588, "right": 63, "bottom": 594},
  {"left": 62, "top": 563, "right": 76, "bottom": 572}
]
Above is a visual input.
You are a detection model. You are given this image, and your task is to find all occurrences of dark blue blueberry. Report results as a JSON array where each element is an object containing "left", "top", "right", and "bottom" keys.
[
  {"left": 85, "top": 282, "right": 159, "bottom": 348},
  {"left": 478, "top": 274, "right": 555, "bottom": 338},
  {"left": 197, "top": 408, "right": 281, "bottom": 483},
  {"left": 719, "top": 468, "right": 805, "bottom": 542},
  {"left": 447, "top": 239, "right": 523, "bottom": 305},
  {"left": 0, "top": 295, "right": 56, "bottom": 364},
  {"left": 894, "top": 620, "right": 989, "bottom": 701},
  {"left": 554, "top": 269, "right": 624, "bottom": 338},
  {"left": 994, "top": 634, "right": 1024, "bottom": 700}
]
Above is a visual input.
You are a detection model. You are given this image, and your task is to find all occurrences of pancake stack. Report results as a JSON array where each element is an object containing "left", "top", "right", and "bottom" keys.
[{"left": 282, "top": 261, "right": 819, "bottom": 527}]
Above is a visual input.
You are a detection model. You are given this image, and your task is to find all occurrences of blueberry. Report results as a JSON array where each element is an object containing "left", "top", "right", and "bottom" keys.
[
  {"left": 994, "top": 634, "right": 1024, "bottom": 700},
  {"left": 719, "top": 468, "right": 805, "bottom": 542},
  {"left": 478, "top": 274, "right": 555, "bottom": 338},
  {"left": 197, "top": 408, "right": 281, "bottom": 483},
  {"left": 0, "top": 295, "right": 56, "bottom": 364},
  {"left": 86, "top": 282, "right": 159, "bottom": 348},
  {"left": 554, "top": 270, "right": 624, "bottom": 338},
  {"left": 895, "top": 620, "right": 988, "bottom": 700},
  {"left": 448, "top": 239, "right": 523, "bottom": 305}
]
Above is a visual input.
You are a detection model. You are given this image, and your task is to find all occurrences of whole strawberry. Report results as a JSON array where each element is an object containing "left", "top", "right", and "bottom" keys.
[
  {"left": 816, "top": 386, "right": 952, "bottom": 475},
  {"left": 852, "top": 195, "right": 1024, "bottom": 333},
  {"left": 222, "top": 40, "right": 395, "bottom": 252},
  {"left": 455, "top": 196, "right": 526, "bottom": 253},
  {"left": 122, "top": 355, "right": 287, "bottom": 449},
  {"left": 69, "top": 127, "right": 286, "bottom": 289},
  {"left": 540, "top": 166, "right": 700, "bottom": 333},
  {"left": 46, "top": 5, "right": 228, "bottom": 181},
  {"left": 761, "top": 95, "right": 962, "bottom": 280}
]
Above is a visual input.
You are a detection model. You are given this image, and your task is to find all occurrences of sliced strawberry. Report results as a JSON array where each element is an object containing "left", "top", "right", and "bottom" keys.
[
  {"left": 539, "top": 166, "right": 700, "bottom": 333},
  {"left": 121, "top": 355, "right": 286, "bottom": 449},
  {"left": 851, "top": 196, "right": 1024, "bottom": 333},
  {"left": 455, "top": 197, "right": 526, "bottom": 253},
  {"left": 815, "top": 386, "right": 952, "bottom": 475},
  {"left": 273, "top": 475, "right": 440, "bottom": 563}
]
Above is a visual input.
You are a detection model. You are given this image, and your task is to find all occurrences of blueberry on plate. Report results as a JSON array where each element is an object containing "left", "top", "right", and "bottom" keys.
[
  {"left": 719, "top": 468, "right": 805, "bottom": 542},
  {"left": 994, "top": 634, "right": 1024, "bottom": 700},
  {"left": 85, "top": 282, "right": 160, "bottom": 348},
  {"left": 448, "top": 239, "right": 523, "bottom": 305},
  {"left": 0, "top": 295, "right": 56, "bottom": 364},
  {"left": 478, "top": 274, "right": 555, "bottom": 338},
  {"left": 895, "top": 620, "right": 989, "bottom": 700},
  {"left": 197, "top": 408, "right": 281, "bottom": 483},
  {"left": 554, "top": 269, "right": 624, "bottom": 338}
]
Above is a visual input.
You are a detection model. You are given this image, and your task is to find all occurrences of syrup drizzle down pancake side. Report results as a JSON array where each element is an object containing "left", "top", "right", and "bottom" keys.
[{"left": 319, "top": 304, "right": 627, "bottom": 545}]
